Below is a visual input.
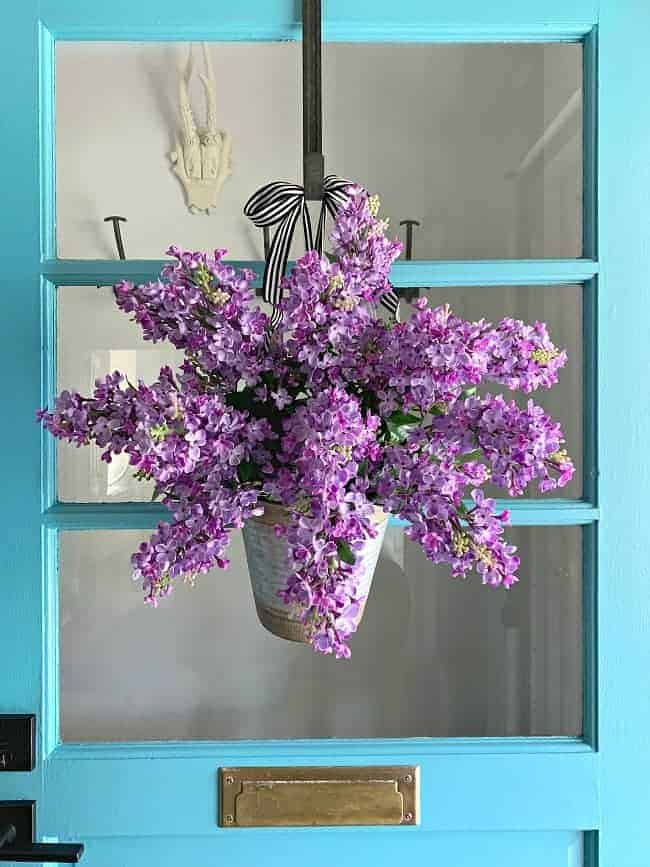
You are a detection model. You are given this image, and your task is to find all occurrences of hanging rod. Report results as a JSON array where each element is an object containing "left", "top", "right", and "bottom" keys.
[{"left": 303, "top": 0, "right": 324, "bottom": 199}]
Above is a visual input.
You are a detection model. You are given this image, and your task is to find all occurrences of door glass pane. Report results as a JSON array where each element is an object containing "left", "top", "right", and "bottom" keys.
[
  {"left": 59, "top": 526, "right": 582, "bottom": 741},
  {"left": 326, "top": 43, "right": 582, "bottom": 260},
  {"left": 416, "top": 284, "right": 583, "bottom": 499},
  {"left": 56, "top": 283, "right": 582, "bottom": 501},
  {"left": 56, "top": 42, "right": 582, "bottom": 260},
  {"left": 57, "top": 286, "right": 182, "bottom": 502}
]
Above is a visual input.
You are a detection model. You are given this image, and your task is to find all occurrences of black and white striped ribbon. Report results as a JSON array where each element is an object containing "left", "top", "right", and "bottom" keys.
[{"left": 244, "top": 174, "right": 400, "bottom": 329}]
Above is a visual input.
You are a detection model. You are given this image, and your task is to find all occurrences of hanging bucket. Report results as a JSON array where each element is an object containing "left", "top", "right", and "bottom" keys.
[{"left": 242, "top": 502, "right": 388, "bottom": 643}]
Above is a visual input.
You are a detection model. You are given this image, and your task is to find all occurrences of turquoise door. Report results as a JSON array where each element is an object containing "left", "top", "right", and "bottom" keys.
[{"left": 1, "top": 0, "right": 648, "bottom": 865}]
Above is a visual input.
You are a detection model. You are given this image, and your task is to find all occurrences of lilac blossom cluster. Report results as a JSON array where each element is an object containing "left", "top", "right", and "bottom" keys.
[{"left": 38, "top": 186, "right": 574, "bottom": 658}]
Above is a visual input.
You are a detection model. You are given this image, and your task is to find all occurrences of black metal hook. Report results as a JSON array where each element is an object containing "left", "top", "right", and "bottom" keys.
[
  {"left": 399, "top": 219, "right": 420, "bottom": 261},
  {"left": 103, "top": 215, "right": 127, "bottom": 260},
  {"left": 399, "top": 219, "right": 421, "bottom": 302}
]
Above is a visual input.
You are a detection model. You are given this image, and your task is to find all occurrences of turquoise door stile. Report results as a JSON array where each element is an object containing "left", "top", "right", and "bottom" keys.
[{"left": 1, "top": 1, "right": 649, "bottom": 865}]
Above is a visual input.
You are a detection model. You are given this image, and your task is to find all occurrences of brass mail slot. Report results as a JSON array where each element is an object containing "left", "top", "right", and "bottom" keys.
[{"left": 219, "top": 766, "right": 419, "bottom": 827}]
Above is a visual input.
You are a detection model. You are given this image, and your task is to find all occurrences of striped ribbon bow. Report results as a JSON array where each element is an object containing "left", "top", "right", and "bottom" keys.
[{"left": 244, "top": 174, "right": 400, "bottom": 328}]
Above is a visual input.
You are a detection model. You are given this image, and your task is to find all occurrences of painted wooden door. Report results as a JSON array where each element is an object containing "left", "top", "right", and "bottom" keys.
[{"left": 1, "top": 1, "right": 648, "bottom": 865}]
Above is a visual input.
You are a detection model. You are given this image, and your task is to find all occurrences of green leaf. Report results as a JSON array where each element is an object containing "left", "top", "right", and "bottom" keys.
[
  {"left": 383, "top": 409, "right": 421, "bottom": 444},
  {"left": 461, "top": 386, "right": 477, "bottom": 398},
  {"left": 227, "top": 388, "right": 255, "bottom": 412},
  {"left": 385, "top": 422, "right": 415, "bottom": 443},
  {"left": 237, "top": 460, "right": 259, "bottom": 484},
  {"left": 336, "top": 540, "right": 356, "bottom": 566},
  {"left": 388, "top": 410, "right": 421, "bottom": 426},
  {"left": 455, "top": 449, "right": 483, "bottom": 465}
]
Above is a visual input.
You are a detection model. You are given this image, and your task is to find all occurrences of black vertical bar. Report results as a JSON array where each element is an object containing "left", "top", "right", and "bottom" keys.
[
  {"left": 399, "top": 219, "right": 421, "bottom": 302},
  {"left": 303, "top": 0, "right": 324, "bottom": 199}
]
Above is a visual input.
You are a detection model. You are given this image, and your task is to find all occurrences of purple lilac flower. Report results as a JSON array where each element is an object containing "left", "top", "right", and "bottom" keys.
[{"left": 38, "top": 186, "right": 574, "bottom": 658}]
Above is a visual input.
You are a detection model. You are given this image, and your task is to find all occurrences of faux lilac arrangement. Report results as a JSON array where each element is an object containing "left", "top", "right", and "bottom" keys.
[{"left": 39, "top": 187, "right": 573, "bottom": 658}]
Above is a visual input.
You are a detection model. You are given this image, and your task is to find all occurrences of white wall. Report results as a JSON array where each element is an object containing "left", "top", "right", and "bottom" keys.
[
  {"left": 56, "top": 41, "right": 581, "bottom": 260},
  {"left": 59, "top": 526, "right": 582, "bottom": 741}
]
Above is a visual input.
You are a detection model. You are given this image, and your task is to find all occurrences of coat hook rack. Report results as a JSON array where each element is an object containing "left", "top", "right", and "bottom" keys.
[
  {"left": 399, "top": 218, "right": 421, "bottom": 302},
  {"left": 104, "top": 216, "right": 127, "bottom": 260}
]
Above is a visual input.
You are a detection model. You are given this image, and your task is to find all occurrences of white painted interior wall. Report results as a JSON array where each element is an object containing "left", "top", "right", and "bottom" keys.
[
  {"left": 56, "top": 42, "right": 581, "bottom": 260},
  {"left": 59, "top": 525, "right": 581, "bottom": 740},
  {"left": 55, "top": 41, "right": 583, "bottom": 741}
]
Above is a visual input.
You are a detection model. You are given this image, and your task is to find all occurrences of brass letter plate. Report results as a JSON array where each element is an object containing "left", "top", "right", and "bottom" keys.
[{"left": 219, "top": 766, "right": 419, "bottom": 828}]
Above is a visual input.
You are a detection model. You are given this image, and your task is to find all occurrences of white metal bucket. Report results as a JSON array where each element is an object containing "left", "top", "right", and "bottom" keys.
[{"left": 242, "top": 502, "right": 388, "bottom": 643}]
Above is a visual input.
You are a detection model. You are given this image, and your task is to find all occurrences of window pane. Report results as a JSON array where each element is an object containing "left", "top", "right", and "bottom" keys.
[
  {"left": 415, "top": 284, "right": 583, "bottom": 499},
  {"left": 56, "top": 284, "right": 583, "bottom": 501},
  {"left": 326, "top": 43, "right": 582, "bottom": 260},
  {"left": 56, "top": 42, "right": 582, "bottom": 260},
  {"left": 56, "top": 285, "right": 182, "bottom": 502},
  {"left": 56, "top": 42, "right": 301, "bottom": 261},
  {"left": 59, "top": 526, "right": 582, "bottom": 741}
]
